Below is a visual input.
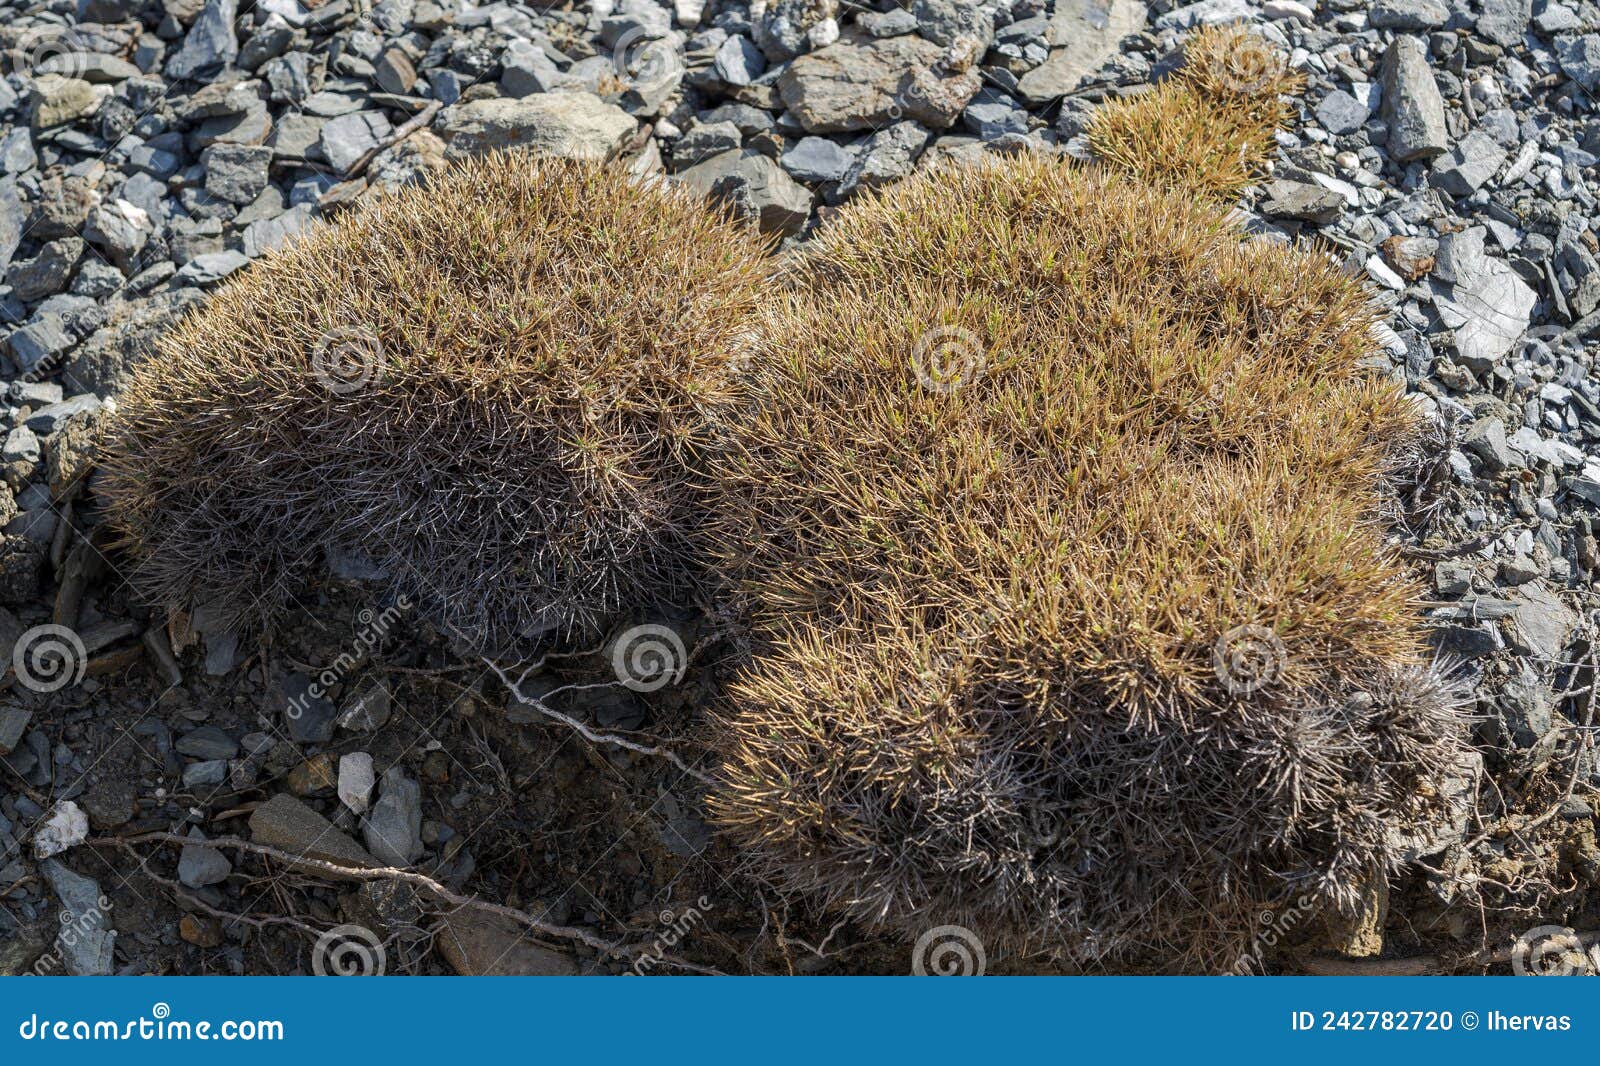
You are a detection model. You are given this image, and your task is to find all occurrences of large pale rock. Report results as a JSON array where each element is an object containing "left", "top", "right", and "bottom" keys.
[
  {"left": 1017, "top": 0, "right": 1148, "bottom": 105},
  {"left": 1429, "top": 228, "right": 1535, "bottom": 373},
  {"left": 777, "top": 35, "right": 979, "bottom": 134},
  {"left": 436, "top": 93, "right": 637, "bottom": 160},
  {"left": 29, "top": 76, "right": 104, "bottom": 129}
]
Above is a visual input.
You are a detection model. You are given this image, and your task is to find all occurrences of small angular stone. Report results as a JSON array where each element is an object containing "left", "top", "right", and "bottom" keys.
[{"left": 1380, "top": 36, "right": 1450, "bottom": 162}]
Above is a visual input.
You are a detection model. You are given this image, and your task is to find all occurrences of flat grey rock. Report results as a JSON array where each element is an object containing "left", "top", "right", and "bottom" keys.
[
  {"left": 363, "top": 767, "right": 423, "bottom": 867},
  {"left": 1019, "top": 0, "right": 1148, "bottom": 105},
  {"left": 0, "top": 184, "right": 23, "bottom": 274},
  {"left": 673, "top": 120, "right": 742, "bottom": 168},
  {"left": 8, "top": 316, "right": 75, "bottom": 374},
  {"left": 318, "top": 110, "right": 393, "bottom": 173},
  {"left": 1316, "top": 89, "right": 1369, "bottom": 135},
  {"left": 1475, "top": 0, "right": 1531, "bottom": 47},
  {"left": 176, "top": 725, "right": 239, "bottom": 760},
  {"left": 1155, "top": 0, "right": 1249, "bottom": 28},
  {"left": 26, "top": 393, "right": 102, "bottom": 434},
  {"left": 1431, "top": 230, "right": 1536, "bottom": 372},
  {"left": 913, "top": 0, "right": 996, "bottom": 47},
  {"left": 500, "top": 39, "right": 567, "bottom": 98},
  {"left": 1431, "top": 131, "right": 1508, "bottom": 197},
  {"left": 1370, "top": 0, "right": 1449, "bottom": 27},
  {"left": 177, "top": 250, "right": 250, "bottom": 285},
  {"left": 83, "top": 199, "right": 153, "bottom": 271},
  {"left": 178, "top": 836, "right": 232, "bottom": 888},
  {"left": 782, "top": 135, "right": 855, "bottom": 183},
  {"left": 280, "top": 671, "right": 337, "bottom": 743},
  {"left": 714, "top": 34, "right": 766, "bottom": 86},
  {"left": 6, "top": 238, "right": 83, "bottom": 304},
  {"left": 436, "top": 93, "right": 636, "bottom": 161},
  {"left": 678, "top": 149, "right": 814, "bottom": 234},
  {"left": 243, "top": 203, "right": 317, "bottom": 258},
  {"left": 40, "top": 859, "right": 114, "bottom": 975},
  {"left": 1555, "top": 35, "right": 1600, "bottom": 91}
]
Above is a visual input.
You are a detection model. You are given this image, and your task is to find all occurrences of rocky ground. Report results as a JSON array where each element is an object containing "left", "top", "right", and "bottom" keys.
[{"left": 0, "top": 0, "right": 1598, "bottom": 975}]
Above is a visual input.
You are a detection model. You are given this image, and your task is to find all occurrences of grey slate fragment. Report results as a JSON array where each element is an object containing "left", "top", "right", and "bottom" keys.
[
  {"left": 40, "top": 859, "right": 114, "bottom": 975},
  {"left": 1380, "top": 36, "right": 1450, "bottom": 162},
  {"left": 165, "top": 0, "right": 239, "bottom": 81},
  {"left": 781, "top": 136, "right": 855, "bottom": 183},
  {"left": 1431, "top": 131, "right": 1508, "bottom": 197}
]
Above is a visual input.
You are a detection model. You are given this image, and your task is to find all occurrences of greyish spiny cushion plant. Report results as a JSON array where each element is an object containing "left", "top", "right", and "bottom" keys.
[
  {"left": 100, "top": 152, "right": 770, "bottom": 648},
  {"left": 704, "top": 155, "right": 1471, "bottom": 973}
]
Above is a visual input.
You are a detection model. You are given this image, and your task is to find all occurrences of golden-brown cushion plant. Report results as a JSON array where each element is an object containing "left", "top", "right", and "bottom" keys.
[
  {"left": 1089, "top": 24, "right": 1303, "bottom": 202},
  {"left": 705, "top": 156, "right": 1469, "bottom": 972},
  {"left": 100, "top": 152, "right": 771, "bottom": 648}
]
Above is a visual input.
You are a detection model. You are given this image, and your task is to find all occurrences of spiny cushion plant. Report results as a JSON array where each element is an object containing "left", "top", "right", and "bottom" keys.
[
  {"left": 100, "top": 152, "right": 770, "bottom": 647},
  {"left": 1088, "top": 24, "right": 1302, "bottom": 202},
  {"left": 705, "top": 156, "right": 1470, "bottom": 972}
]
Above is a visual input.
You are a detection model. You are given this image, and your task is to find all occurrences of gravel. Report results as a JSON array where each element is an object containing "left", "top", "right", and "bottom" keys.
[{"left": 2, "top": 0, "right": 1598, "bottom": 976}]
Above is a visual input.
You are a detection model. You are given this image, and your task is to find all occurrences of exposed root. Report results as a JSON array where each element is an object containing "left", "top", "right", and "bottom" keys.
[{"left": 91, "top": 832, "right": 719, "bottom": 974}]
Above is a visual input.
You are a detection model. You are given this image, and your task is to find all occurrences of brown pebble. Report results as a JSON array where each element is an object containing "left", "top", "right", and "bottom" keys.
[{"left": 179, "top": 913, "right": 224, "bottom": 948}]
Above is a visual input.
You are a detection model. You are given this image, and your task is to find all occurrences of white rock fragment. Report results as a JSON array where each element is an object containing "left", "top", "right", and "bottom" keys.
[
  {"left": 33, "top": 800, "right": 89, "bottom": 859},
  {"left": 1366, "top": 254, "right": 1406, "bottom": 291},
  {"left": 1264, "top": 0, "right": 1314, "bottom": 21},
  {"left": 338, "top": 751, "right": 376, "bottom": 815}
]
